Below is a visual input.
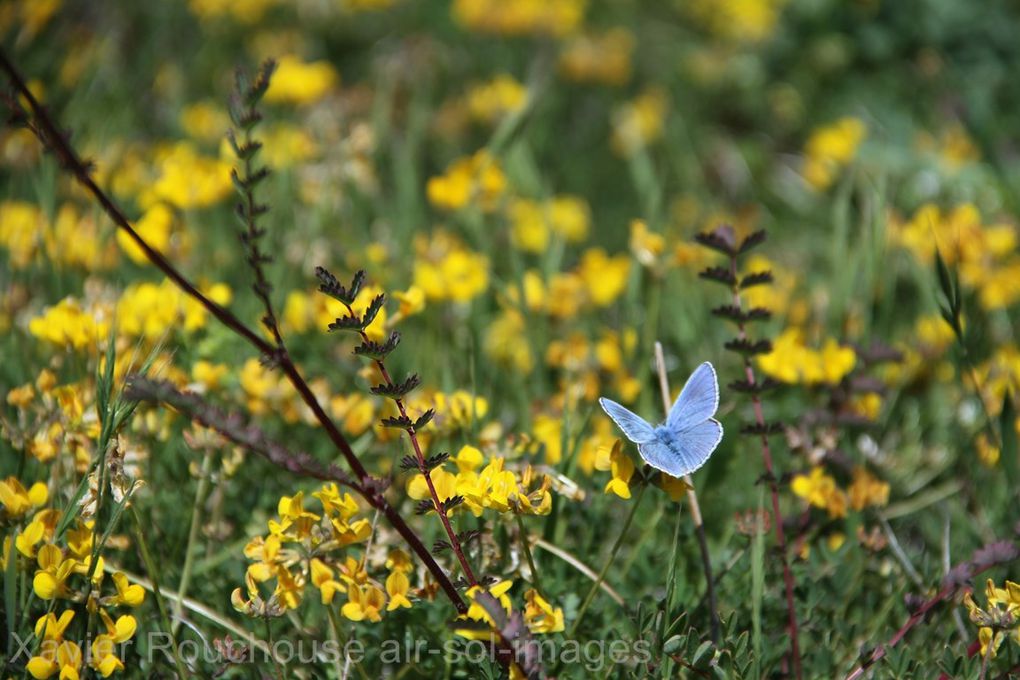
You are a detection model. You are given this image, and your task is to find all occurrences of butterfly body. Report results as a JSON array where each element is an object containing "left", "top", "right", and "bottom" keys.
[{"left": 599, "top": 362, "right": 723, "bottom": 477}]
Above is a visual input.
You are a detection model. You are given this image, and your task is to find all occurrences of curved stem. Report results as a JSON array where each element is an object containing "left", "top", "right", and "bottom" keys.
[{"left": 728, "top": 255, "right": 802, "bottom": 680}]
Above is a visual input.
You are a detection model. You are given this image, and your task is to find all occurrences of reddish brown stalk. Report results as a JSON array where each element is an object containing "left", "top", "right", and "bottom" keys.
[
  {"left": 845, "top": 540, "right": 1020, "bottom": 680},
  {"left": 0, "top": 48, "right": 469, "bottom": 615},
  {"left": 728, "top": 256, "right": 803, "bottom": 680},
  {"left": 342, "top": 303, "right": 478, "bottom": 586}
]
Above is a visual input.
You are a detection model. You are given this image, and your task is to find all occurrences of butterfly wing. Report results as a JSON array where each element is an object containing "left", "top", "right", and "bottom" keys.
[
  {"left": 666, "top": 362, "right": 720, "bottom": 432},
  {"left": 599, "top": 397, "right": 656, "bottom": 444},
  {"left": 639, "top": 419, "right": 723, "bottom": 477}
]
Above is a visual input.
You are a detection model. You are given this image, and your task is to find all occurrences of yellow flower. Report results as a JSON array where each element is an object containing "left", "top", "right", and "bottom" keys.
[
  {"left": 107, "top": 572, "right": 145, "bottom": 607},
  {"left": 147, "top": 141, "right": 232, "bottom": 209},
  {"left": 117, "top": 203, "right": 174, "bottom": 264},
  {"left": 89, "top": 610, "right": 136, "bottom": 677},
  {"left": 27, "top": 611, "right": 81, "bottom": 680},
  {"left": 33, "top": 544, "right": 77, "bottom": 600},
  {"left": 188, "top": 0, "right": 278, "bottom": 23},
  {"left": 427, "top": 150, "right": 507, "bottom": 213},
  {"left": 391, "top": 286, "right": 426, "bottom": 322},
  {"left": 456, "top": 580, "right": 514, "bottom": 640},
  {"left": 964, "top": 579, "right": 1020, "bottom": 658},
  {"left": 180, "top": 100, "right": 230, "bottom": 141},
  {"left": 311, "top": 558, "right": 346, "bottom": 604},
  {"left": 451, "top": 0, "right": 585, "bottom": 37},
  {"left": 413, "top": 231, "right": 490, "bottom": 302},
  {"left": 29, "top": 297, "right": 110, "bottom": 351},
  {"left": 532, "top": 414, "right": 563, "bottom": 465},
  {"left": 484, "top": 309, "right": 534, "bottom": 372},
  {"left": 802, "top": 117, "right": 866, "bottom": 190},
  {"left": 341, "top": 583, "right": 386, "bottom": 622},
  {"left": 407, "top": 466, "right": 458, "bottom": 510},
  {"left": 523, "top": 588, "right": 565, "bottom": 633},
  {"left": 465, "top": 74, "right": 528, "bottom": 124},
  {"left": 630, "top": 219, "right": 666, "bottom": 268},
  {"left": 258, "top": 123, "right": 317, "bottom": 168},
  {"left": 0, "top": 200, "right": 44, "bottom": 268},
  {"left": 577, "top": 248, "right": 631, "bottom": 306},
  {"left": 791, "top": 467, "right": 847, "bottom": 519},
  {"left": 977, "top": 433, "right": 1001, "bottom": 468},
  {"left": 0, "top": 477, "right": 48, "bottom": 518},
  {"left": 191, "top": 360, "right": 229, "bottom": 390},
  {"left": 758, "top": 329, "right": 856, "bottom": 385},
  {"left": 848, "top": 467, "right": 890, "bottom": 511},
  {"left": 658, "top": 473, "right": 690, "bottom": 502},
  {"left": 603, "top": 441, "right": 634, "bottom": 499},
  {"left": 611, "top": 88, "right": 668, "bottom": 156},
  {"left": 265, "top": 55, "right": 339, "bottom": 105},
  {"left": 559, "top": 29, "right": 634, "bottom": 85},
  {"left": 386, "top": 570, "right": 413, "bottom": 610},
  {"left": 685, "top": 0, "right": 787, "bottom": 43}
]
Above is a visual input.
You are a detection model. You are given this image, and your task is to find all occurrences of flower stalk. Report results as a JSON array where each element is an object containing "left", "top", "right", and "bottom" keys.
[{"left": 697, "top": 225, "right": 802, "bottom": 679}]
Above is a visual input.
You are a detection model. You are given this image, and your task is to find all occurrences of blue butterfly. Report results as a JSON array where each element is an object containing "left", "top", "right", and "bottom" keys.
[{"left": 599, "top": 361, "right": 723, "bottom": 478}]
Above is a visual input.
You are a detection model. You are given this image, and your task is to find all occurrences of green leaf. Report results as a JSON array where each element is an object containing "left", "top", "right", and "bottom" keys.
[{"left": 692, "top": 640, "right": 715, "bottom": 669}]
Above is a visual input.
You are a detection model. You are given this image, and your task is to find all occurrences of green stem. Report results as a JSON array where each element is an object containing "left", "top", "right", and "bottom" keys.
[
  {"left": 264, "top": 619, "right": 285, "bottom": 680},
  {"left": 131, "top": 506, "right": 191, "bottom": 679},
  {"left": 174, "top": 448, "right": 214, "bottom": 631},
  {"left": 659, "top": 503, "right": 685, "bottom": 678},
  {"left": 515, "top": 513, "right": 544, "bottom": 599},
  {"left": 568, "top": 484, "right": 647, "bottom": 637}
]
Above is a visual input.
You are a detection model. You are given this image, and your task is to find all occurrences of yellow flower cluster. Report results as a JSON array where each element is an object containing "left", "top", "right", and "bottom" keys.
[
  {"left": 407, "top": 446, "right": 553, "bottom": 516},
  {"left": 26, "top": 608, "right": 139, "bottom": 679},
  {"left": 5, "top": 373, "right": 101, "bottom": 467},
  {"left": 413, "top": 230, "right": 490, "bottom": 302},
  {"left": 544, "top": 330, "right": 641, "bottom": 405},
  {"left": 802, "top": 117, "right": 866, "bottom": 190},
  {"left": 29, "top": 298, "right": 111, "bottom": 351},
  {"left": 188, "top": 0, "right": 277, "bottom": 23},
  {"left": 558, "top": 29, "right": 634, "bottom": 85},
  {"left": 264, "top": 55, "right": 339, "bottom": 105},
  {"left": 758, "top": 329, "right": 856, "bottom": 385},
  {"left": 426, "top": 150, "right": 507, "bottom": 212},
  {"left": 116, "top": 203, "right": 176, "bottom": 264},
  {"left": 892, "top": 203, "right": 1020, "bottom": 310},
  {"left": 116, "top": 278, "right": 233, "bottom": 340},
  {"left": 791, "top": 466, "right": 889, "bottom": 519},
  {"left": 142, "top": 141, "right": 233, "bottom": 210},
  {"left": 465, "top": 74, "right": 528, "bottom": 124},
  {"left": 451, "top": 0, "right": 585, "bottom": 37},
  {"left": 0, "top": 477, "right": 145, "bottom": 680},
  {"left": 233, "top": 484, "right": 416, "bottom": 623},
  {"left": 456, "top": 580, "right": 564, "bottom": 644},
  {"left": 508, "top": 195, "right": 590, "bottom": 252},
  {"left": 0, "top": 200, "right": 118, "bottom": 271},
  {"left": 964, "top": 579, "right": 1020, "bottom": 658},
  {"left": 611, "top": 88, "right": 668, "bottom": 156},
  {"left": 685, "top": 0, "right": 788, "bottom": 43}
]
